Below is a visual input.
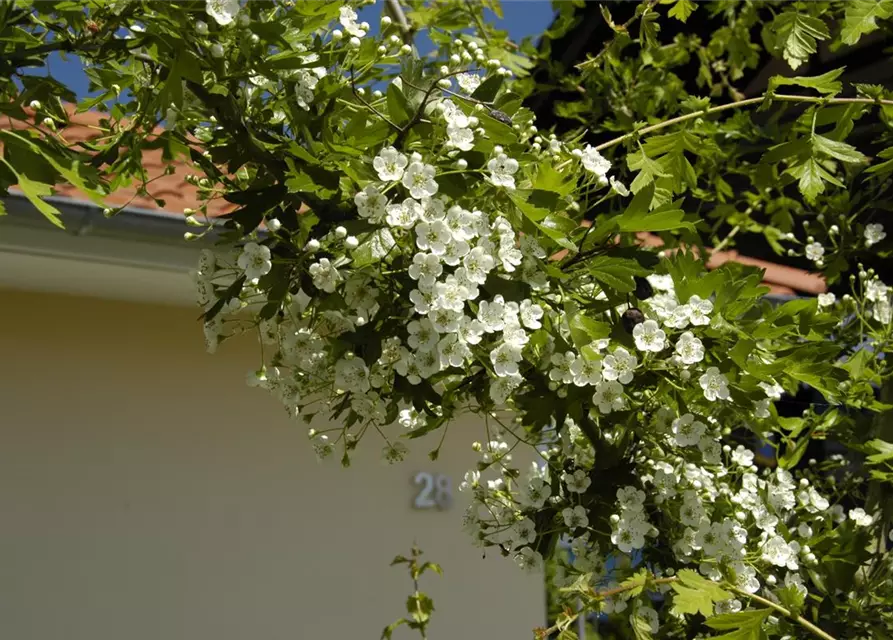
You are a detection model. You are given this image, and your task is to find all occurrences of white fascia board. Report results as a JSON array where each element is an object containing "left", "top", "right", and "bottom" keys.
[{"left": 0, "top": 194, "right": 208, "bottom": 307}]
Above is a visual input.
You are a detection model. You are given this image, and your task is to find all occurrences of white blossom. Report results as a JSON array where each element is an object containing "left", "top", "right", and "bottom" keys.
[
  {"left": 237, "top": 242, "right": 272, "bottom": 281},
  {"left": 570, "top": 356, "right": 602, "bottom": 387},
  {"left": 593, "top": 380, "right": 625, "bottom": 414},
  {"left": 408, "top": 252, "right": 443, "bottom": 287},
  {"left": 490, "top": 372, "right": 523, "bottom": 404},
  {"left": 386, "top": 197, "right": 422, "bottom": 229},
  {"left": 580, "top": 144, "right": 611, "bottom": 178},
  {"left": 206, "top": 0, "right": 240, "bottom": 26},
  {"left": 865, "top": 223, "right": 886, "bottom": 247},
  {"left": 334, "top": 356, "right": 370, "bottom": 393},
  {"left": 675, "top": 331, "right": 705, "bottom": 364},
  {"left": 338, "top": 6, "right": 365, "bottom": 37},
  {"left": 416, "top": 220, "right": 452, "bottom": 255},
  {"left": 407, "top": 318, "right": 439, "bottom": 351},
  {"left": 731, "top": 445, "right": 754, "bottom": 467},
  {"left": 447, "top": 125, "right": 475, "bottom": 151},
  {"left": 699, "top": 367, "right": 730, "bottom": 401},
  {"left": 866, "top": 280, "right": 888, "bottom": 303},
  {"left": 632, "top": 319, "right": 666, "bottom": 352},
  {"left": 687, "top": 295, "right": 713, "bottom": 326},
  {"left": 817, "top": 292, "right": 836, "bottom": 307},
  {"left": 519, "top": 299, "right": 544, "bottom": 329},
  {"left": 562, "top": 505, "right": 589, "bottom": 529},
  {"left": 402, "top": 161, "right": 439, "bottom": 199},
  {"left": 309, "top": 257, "right": 342, "bottom": 293},
  {"left": 805, "top": 242, "right": 824, "bottom": 262},
  {"left": 672, "top": 413, "right": 707, "bottom": 447},
  {"left": 456, "top": 73, "right": 482, "bottom": 93},
  {"left": 355, "top": 185, "right": 388, "bottom": 222},
  {"left": 849, "top": 507, "right": 875, "bottom": 527},
  {"left": 490, "top": 342, "right": 523, "bottom": 376},
  {"left": 487, "top": 153, "right": 519, "bottom": 190},
  {"left": 373, "top": 146, "right": 408, "bottom": 181},
  {"left": 562, "top": 469, "right": 591, "bottom": 493},
  {"left": 602, "top": 347, "right": 637, "bottom": 384}
]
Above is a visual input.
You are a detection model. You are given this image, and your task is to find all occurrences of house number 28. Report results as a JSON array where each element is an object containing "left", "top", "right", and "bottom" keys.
[{"left": 413, "top": 472, "right": 452, "bottom": 510}]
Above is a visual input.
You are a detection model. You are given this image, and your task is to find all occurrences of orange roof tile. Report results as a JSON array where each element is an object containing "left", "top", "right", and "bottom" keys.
[{"left": 1, "top": 107, "right": 235, "bottom": 217}]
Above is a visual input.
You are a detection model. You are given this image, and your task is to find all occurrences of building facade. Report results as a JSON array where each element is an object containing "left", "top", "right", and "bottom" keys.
[{"left": 0, "top": 195, "right": 545, "bottom": 640}]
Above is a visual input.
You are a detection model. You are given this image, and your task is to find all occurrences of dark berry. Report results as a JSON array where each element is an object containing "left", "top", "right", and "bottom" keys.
[
  {"left": 621, "top": 307, "right": 646, "bottom": 333},
  {"left": 633, "top": 276, "right": 654, "bottom": 300}
]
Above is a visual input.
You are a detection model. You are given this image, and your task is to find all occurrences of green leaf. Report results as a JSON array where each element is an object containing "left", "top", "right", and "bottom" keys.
[
  {"left": 470, "top": 74, "right": 504, "bottom": 103},
  {"left": 387, "top": 82, "right": 411, "bottom": 126},
  {"left": 841, "top": 0, "right": 893, "bottom": 46},
  {"left": 768, "top": 68, "right": 844, "bottom": 96},
  {"left": 764, "top": 11, "right": 829, "bottom": 70},
  {"left": 668, "top": 0, "right": 696, "bottom": 23},
  {"left": 627, "top": 150, "right": 669, "bottom": 194},
  {"left": 588, "top": 256, "right": 650, "bottom": 293},
  {"left": 569, "top": 314, "right": 612, "bottom": 349},
  {"left": 0, "top": 157, "right": 63, "bottom": 228},
  {"left": 705, "top": 608, "right": 771, "bottom": 640},
  {"left": 787, "top": 157, "right": 839, "bottom": 202},
  {"left": 670, "top": 569, "right": 732, "bottom": 617},
  {"left": 617, "top": 206, "right": 693, "bottom": 232},
  {"left": 813, "top": 134, "right": 867, "bottom": 164}
]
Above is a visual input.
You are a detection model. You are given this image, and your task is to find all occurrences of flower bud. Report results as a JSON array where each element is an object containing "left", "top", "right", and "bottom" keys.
[
  {"left": 29, "top": 100, "right": 41, "bottom": 110},
  {"left": 102, "top": 208, "right": 114, "bottom": 217},
  {"left": 389, "top": 34, "right": 400, "bottom": 45},
  {"left": 305, "top": 238, "right": 320, "bottom": 252},
  {"left": 380, "top": 15, "right": 392, "bottom": 26},
  {"left": 360, "top": 21, "right": 370, "bottom": 31},
  {"left": 267, "top": 218, "right": 282, "bottom": 232},
  {"left": 400, "top": 44, "right": 412, "bottom": 55},
  {"left": 334, "top": 226, "right": 348, "bottom": 239},
  {"left": 349, "top": 36, "right": 361, "bottom": 48},
  {"left": 456, "top": 158, "right": 468, "bottom": 169},
  {"left": 449, "top": 54, "right": 461, "bottom": 65},
  {"left": 332, "top": 29, "right": 343, "bottom": 40},
  {"left": 238, "top": 13, "right": 250, "bottom": 27},
  {"left": 196, "top": 20, "right": 209, "bottom": 35},
  {"left": 210, "top": 43, "right": 225, "bottom": 58},
  {"left": 345, "top": 236, "right": 359, "bottom": 249},
  {"left": 372, "top": 89, "right": 383, "bottom": 98},
  {"left": 42, "top": 117, "right": 55, "bottom": 130},
  {"left": 377, "top": 45, "right": 387, "bottom": 55},
  {"left": 437, "top": 78, "right": 451, "bottom": 89}
]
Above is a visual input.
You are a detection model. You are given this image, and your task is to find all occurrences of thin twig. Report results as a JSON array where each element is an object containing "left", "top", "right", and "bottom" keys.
[
  {"left": 594, "top": 94, "right": 893, "bottom": 154},
  {"left": 577, "top": 0, "right": 661, "bottom": 71}
]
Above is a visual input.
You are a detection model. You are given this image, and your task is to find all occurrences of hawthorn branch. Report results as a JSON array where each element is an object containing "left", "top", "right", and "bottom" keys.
[
  {"left": 384, "top": 0, "right": 412, "bottom": 44},
  {"left": 727, "top": 586, "right": 838, "bottom": 640},
  {"left": 594, "top": 94, "right": 893, "bottom": 154}
]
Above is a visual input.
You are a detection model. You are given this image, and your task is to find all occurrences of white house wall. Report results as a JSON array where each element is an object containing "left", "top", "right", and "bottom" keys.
[{"left": 0, "top": 289, "right": 544, "bottom": 640}]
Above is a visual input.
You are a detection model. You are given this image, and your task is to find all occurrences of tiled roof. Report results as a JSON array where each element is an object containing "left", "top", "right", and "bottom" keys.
[
  {"left": 2, "top": 110, "right": 825, "bottom": 295},
  {"left": 2, "top": 107, "right": 235, "bottom": 217}
]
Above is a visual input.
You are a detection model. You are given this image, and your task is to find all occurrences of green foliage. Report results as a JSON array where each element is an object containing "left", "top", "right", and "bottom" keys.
[
  {"left": 705, "top": 609, "right": 771, "bottom": 640},
  {"left": 4, "top": 2, "right": 893, "bottom": 640},
  {"left": 762, "top": 11, "right": 830, "bottom": 70},
  {"left": 841, "top": 0, "right": 893, "bottom": 45},
  {"left": 670, "top": 569, "right": 733, "bottom": 617}
]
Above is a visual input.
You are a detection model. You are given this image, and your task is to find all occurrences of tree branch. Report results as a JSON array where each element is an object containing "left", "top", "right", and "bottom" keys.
[
  {"left": 594, "top": 94, "right": 893, "bottom": 154},
  {"left": 384, "top": 0, "right": 412, "bottom": 44},
  {"left": 727, "top": 586, "right": 838, "bottom": 640}
]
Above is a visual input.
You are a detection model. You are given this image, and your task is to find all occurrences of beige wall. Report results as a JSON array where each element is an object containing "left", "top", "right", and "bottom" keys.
[{"left": 0, "top": 289, "right": 543, "bottom": 640}]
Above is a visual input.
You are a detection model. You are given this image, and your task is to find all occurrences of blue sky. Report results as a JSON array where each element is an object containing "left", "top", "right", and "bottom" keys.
[{"left": 34, "top": 2, "right": 555, "bottom": 98}]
